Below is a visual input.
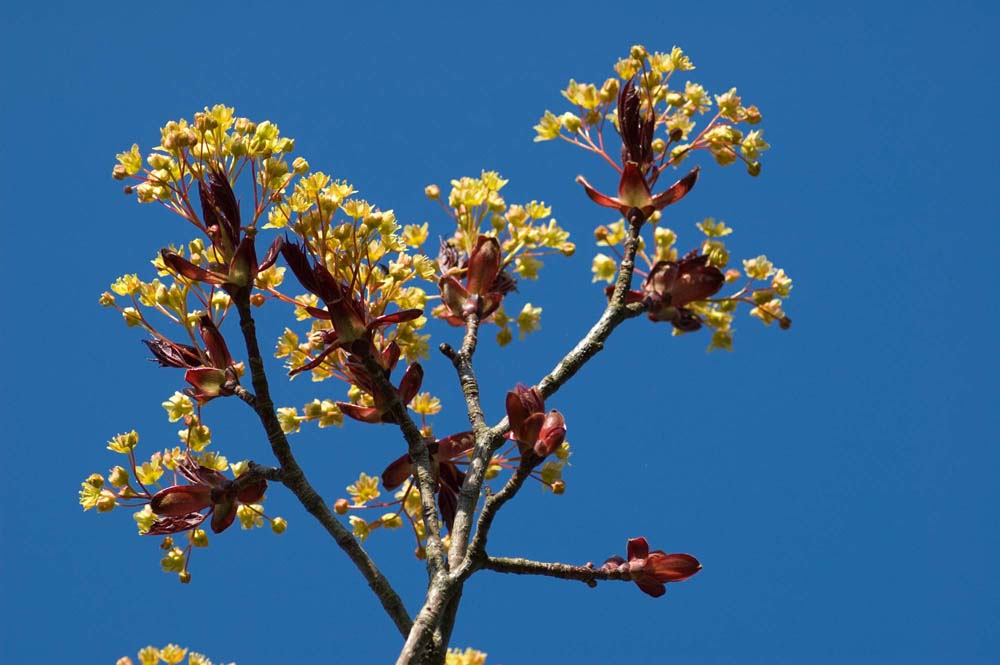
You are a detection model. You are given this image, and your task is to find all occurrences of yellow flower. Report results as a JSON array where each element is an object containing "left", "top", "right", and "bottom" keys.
[
  {"left": 409, "top": 392, "right": 442, "bottom": 416},
  {"left": 743, "top": 255, "right": 776, "bottom": 280},
  {"left": 107, "top": 430, "right": 139, "bottom": 454},
  {"left": 347, "top": 473, "right": 380, "bottom": 505},
  {"left": 591, "top": 254, "right": 617, "bottom": 283},
  {"left": 161, "top": 392, "right": 194, "bottom": 423},
  {"left": 349, "top": 515, "right": 371, "bottom": 541},
  {"left": 160, "top": 644, "right": 188, "bottom": 664},
  {"left": 136, "top": 457, "right": 163, "bottom": 485},
  {"left": 137, "top": 646, "right": 161, "bottom": 665}
]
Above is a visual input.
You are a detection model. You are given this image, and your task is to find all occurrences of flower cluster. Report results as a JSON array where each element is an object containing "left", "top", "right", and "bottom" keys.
[
  {"left": 80, "top": 417, "right": 284, "bottom": 582},
  {"left": 532, "top": 45, "right": 790, "bottom": 350},
  {"left": 593, "top": 217, "right": 792, "bottom": 349},
  {"left": 535, "top": 44, "right": 768, "bottom": 177},
  {"left": 117, "top": 643, "right": 235, "bottom": 665},
  {"left": 427, "top": 171, "right": 572, "bottom": 345}
]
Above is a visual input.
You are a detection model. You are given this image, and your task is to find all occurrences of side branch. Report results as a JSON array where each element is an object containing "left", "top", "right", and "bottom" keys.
[
  {"left": 537, "top": 211, "right": 647, "bottom": 400},
  {"left": 481, "top": 555, "right": 633, "bottom": 587},
  {"left": 232, "top": 298, "right": 412, "bottom": 638},
  {"left": 457, "top": 456, "right": 536, "bottom": 579}
]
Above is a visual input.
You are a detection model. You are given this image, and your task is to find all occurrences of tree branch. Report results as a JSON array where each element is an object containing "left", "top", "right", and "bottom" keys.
[
  {"left": 357, "top": 350, "right": 448, "bottom": 581},
  {"left": 481, "top": 555, "right": 633, "bottom": 587},
  {"left": 536, "top": 209, "right": 647, "bottom": 400},
  {"left": 442, "top": 313, "right": 491, "bottom": 568},
  {"left": 232, "top": 297, "right": 413, "bottom": 638}
]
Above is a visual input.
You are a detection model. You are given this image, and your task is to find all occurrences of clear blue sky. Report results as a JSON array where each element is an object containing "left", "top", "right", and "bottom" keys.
[{"left": 2, "top": 2, "right": 998, "bottom": 664}]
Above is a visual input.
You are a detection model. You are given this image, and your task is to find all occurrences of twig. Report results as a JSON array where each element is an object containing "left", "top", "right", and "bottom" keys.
[
  {"left": 442, "top": 313, "right": 491, "bottom": 567},
  {"left": 232, "top": 297, "right": 413, "bottom": 638},
  {"left": 481, "top": 555, "right": 633, "bottom": 587}
]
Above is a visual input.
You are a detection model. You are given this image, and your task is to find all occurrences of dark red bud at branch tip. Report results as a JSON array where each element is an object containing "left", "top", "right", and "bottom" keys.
[{"left": 466, "top": 235, "right": 502, "bottom": 296}]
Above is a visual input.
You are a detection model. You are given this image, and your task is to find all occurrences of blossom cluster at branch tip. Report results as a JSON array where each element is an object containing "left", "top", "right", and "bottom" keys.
[
  {"left": 429, "top": 171, "right": 571, "bottom": 345},
  {"left": 535, "top": 44, "right": 769, "bottom": 178},
  {"left": 600, "top": 537, "right": 702, "bottom": 597},
  {"left": 81, "top": 418, "right": 284, "bottom": 582}
]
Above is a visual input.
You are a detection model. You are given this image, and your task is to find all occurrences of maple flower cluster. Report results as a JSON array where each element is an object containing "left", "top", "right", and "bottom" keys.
[
  {"left": 426, "top": 171, "right": 572, "bottom": 345},
  {"left": 79, "top": 424, "right": 283, "bottom": 583},
  {"left": 534, "top": 44, "right": 791, "bottom": 349},
  {"left": 117, "top": 643, "right": 234, "bottom": 665}
]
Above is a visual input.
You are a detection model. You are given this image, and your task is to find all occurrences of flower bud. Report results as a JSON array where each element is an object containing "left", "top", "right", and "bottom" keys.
[
  {"left": 594, "top": 226, "right": 610, "bottom": 242},
  {"left": 779, "top": 316, "right": 792, "bottom": 330},
  {"left": 112, "top": 164, "right": 128, "bottom": 180},
  {"left": 744, "top": 105, "right": 762, "bottom": 124},
  {"left": 630, "top": 44, "right": 648, "bottom": 60},
  {"left": 424, "top": 184, "right": 440, "bottom": 200},
  {"left": 122, "top": 307, "right": 142, "bottom": 327},
  {"left": 108, "top": 466, "right": 130, "bottom": 488},
  {"left": 148, "top": 153, "right": 172, "bottom": 170},
  {"left": 160, "top": 536, "right": 174, "bottom": 550},
  {"left": 190, "top": 528, "right": 209, "bottom": 547},
  {"left": 559, "top": 113, "right": 582, "bottom": 133},
  {"left": 178, "top": 570, "right": 192, "bottom": 584},
  {"left": 334, "top": 498, "right": 350, "bottom": 515},
  {"left": 96, "top": 491, "right": 116, "bottom": 513},
  {"left": 551, "top": 480, "right": 566, "bottom": 495},
  {"left": 229, "top": 135, "right": 248, "bottom": 157},
  {"left": 747, "top": 161, "right": 762, "bottom": 177},
  {"left": 651, "top": 138, "right": 666, "bottom": 154},
  {"left": 86, "top": 473, "right": 104, "bottom": 488},
  {"left": 560, "top": 242, "right": 576, "bottom": 256},
  {"left": 292, "top": 157, "right": 310, "bottom": 174},
  {"left": 271, "top": 517, "right": 288, "bottom": 534},
  {"left": 414, "top": 546, "right": 427, "bottom": 560},
  {"left": 250, "top": 293, "right": 265, "bottom": 307},
  {"left": 665, "top": 92, "right": 684, "bottom": 107}
]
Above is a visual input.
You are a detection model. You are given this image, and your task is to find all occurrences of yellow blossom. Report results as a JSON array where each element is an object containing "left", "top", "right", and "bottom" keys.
[
  {"left": 347, "top": 473, "right": 381, "bottom": 505},
  {"left": 349, "top": 515, "right": 371, "bottom": 541}
]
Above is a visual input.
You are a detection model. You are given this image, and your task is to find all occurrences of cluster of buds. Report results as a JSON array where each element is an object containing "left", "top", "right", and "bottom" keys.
[
  {"left": 146, "top": 457, "right": 267, "bottom": 535},
  {"left": 144, "top": 314, "right": 241, "bottom": 404},
  {"left": 381, "top": 431, "right": 475, "bottom": 531},
  {"left": 160, "top": 165, "right": 283, "bottom": 299},
  {"left": 637, "top": 250, "right": 725, "bottom": 332},
  {"left": 505, "top": 384, "right": 567, "bottom": 460},
  {"left": 437, "top": 235, "right": 517, "bottom": 325},
  {"left": 600, "top": 537, "right": 702, "bottom": 598}
]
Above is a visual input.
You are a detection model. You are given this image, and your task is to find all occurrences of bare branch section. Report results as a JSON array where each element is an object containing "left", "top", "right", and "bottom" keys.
[
  {"left": 481, "top": 556, "right": 633, "bottom": 587},
  {"left": 233, "top": 297, "right": 413, "bottom": 638},
  {"left": 442, "top": 313, "right": 491, "bottom": 566}
]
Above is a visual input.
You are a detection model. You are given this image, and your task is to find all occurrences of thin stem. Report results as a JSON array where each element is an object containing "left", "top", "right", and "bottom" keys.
[
  {"left": 481, "top": 556, "right": 633, "bottom": 587},
  {"left": 232, "top": 296, "right": 412, "bottom": 638}
]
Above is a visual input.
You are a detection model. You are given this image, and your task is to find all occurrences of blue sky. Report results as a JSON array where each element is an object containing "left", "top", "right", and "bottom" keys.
[{"left": 2, "top": 1, "right": 998, "bottom": 664}]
